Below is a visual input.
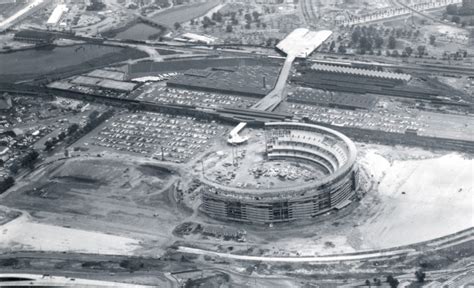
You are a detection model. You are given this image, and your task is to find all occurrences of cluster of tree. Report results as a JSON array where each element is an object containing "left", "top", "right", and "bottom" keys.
[
  {"left": 9, "top": 149, "right": 39, "bottom": 173},
  {"left": 119, "top": 258, "right": 145, "bottom": 272},
  {"left": 385, "top": 45, "right": 427, "bottom": 57},
  {"left": 66, "top": 109, "right": 114, "bottom": 146},
  {"left": 443, "top": 50, "right": 469, "bottom": 60},
  {"left": 196, "top": 8, "right": 267, "bottom": 32},
  {"left": 415, "top": 270, "right": 426, "bottom": 283},
  {"left": 152, "top": 0, "right": 171, "bottom": 9},
  {"left": 172, "top": 0, "right": 190, "bottom": 5},
  {"left": 446, "top": 3, "right": 474, "bottom": 15},
  {"left": 264, "top": 37, "right": 281, "bottom": 47},
  {"left": 365, "top": 278, "right": 382, "bottom": 286},
  {"left": 347, "top": 25, "right": 422, "bottom": 54},
  {"left": 211, "top": 11, "right": 224, "bottom": 23},
  {"left": 86, "top": 0, "right": 106, "bottom": 11},
  {"left": 386, "top": 275, "right": 399, "bottom": 288},
  {"left": 444, "top": 4, "right": 474, "bottom": 25},
  {"left": 350, "top": 26, "right": 389, "bottom": 54},
  {"left": 201, "top": 16, "right": 216, "bottom": 29},
  {"left": 0, "top": 176, "right": 14, "bottom": 194},
  {"left": 364, "top": 271, "right": 425, "bottom": 287},
  {"left": 447, "top": 3, "right": 460, "bottom": 15},
  {"left": 44, "top": 123, "right": 79, "bottom": 151}
]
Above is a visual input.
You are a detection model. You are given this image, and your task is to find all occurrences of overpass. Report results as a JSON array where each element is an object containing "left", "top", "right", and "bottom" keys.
[{"left": 228, "top": 28, "right": 332, "bottom": 144}]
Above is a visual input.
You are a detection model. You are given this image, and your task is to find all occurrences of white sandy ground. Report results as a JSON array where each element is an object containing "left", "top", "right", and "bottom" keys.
[
  {"left": 0, "top": 273, "right": 154, "bottom": 287},
  {"left": 0, "top": 213, "right": 140, "bottom": 255},
  {"left": 225, "top": 147, "right": 474, "bottom": 257},
  {"left": 357, "top": 151, "right": 474, "bottom": 249}
]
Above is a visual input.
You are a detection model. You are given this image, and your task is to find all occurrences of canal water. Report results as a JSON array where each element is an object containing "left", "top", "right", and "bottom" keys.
[
  {"left": 114, "top": 23, "right": 164, "bottom": 41},
  {"left": 0, "top": 44, "right": 124, "bottom": 76}
]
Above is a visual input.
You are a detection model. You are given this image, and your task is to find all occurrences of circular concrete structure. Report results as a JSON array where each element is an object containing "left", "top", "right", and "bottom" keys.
[{"left": 201, "top": 122, "right": 359, "bottom": 224}]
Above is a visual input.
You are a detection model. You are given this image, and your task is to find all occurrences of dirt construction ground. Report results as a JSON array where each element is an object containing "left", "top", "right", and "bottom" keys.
[
  {"left": 0, "top": 153, "right": 189, "bottom": 256},
  {"left": 179, "top": 143, "right": 474, "bottom": 257},
  {"left": 0, "top": 140, "right": 472, "bottom": 259}
]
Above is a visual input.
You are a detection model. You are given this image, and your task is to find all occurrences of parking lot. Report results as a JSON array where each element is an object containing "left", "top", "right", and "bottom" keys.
[
  {"left": 167, "top": 65, "right": 279, "bottom": 97},
  {"left": 289, "top": 102, "right": 423, "bottom": 134},
  {"left": 86, "top": 112, "right": 227, "bottom": 163},
  {"left": 136, "top": 85, "right": 258, "bottom": 109}
]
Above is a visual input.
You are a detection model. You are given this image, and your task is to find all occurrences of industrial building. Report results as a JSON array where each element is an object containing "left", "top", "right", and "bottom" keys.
[
  {"left": 13, "top": 30, "right": 56, "bottom": 44},
  {"left": 276, "top": 28, "right": 332, "bottom": 58},
  {"left": 201, "top": 122, "right": 359, "bottom": 224}
]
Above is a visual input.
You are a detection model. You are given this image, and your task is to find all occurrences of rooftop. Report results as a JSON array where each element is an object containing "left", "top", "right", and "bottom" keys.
[
  {"left": 14, "top": 30, "right": 56, "bottom": 42},
  {"left": 311, "top": 63, "right": 412, "bottom": 81},
  {"left": 276, "top": 28, "right": 332, "bottom": 58}
]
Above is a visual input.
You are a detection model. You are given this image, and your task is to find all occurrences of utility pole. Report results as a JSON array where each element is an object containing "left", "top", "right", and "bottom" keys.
[{"left": 201, "top": 159, "right": 204, "bottom": 177}]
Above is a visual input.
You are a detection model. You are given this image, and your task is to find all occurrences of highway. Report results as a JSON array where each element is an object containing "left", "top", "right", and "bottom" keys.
[
  {"left": 0, "top": 0, "right": 50, "bottom": 31},
  {"left": 177, "top": 246, "right": 416, "bottom": 263},
  {"left": 177, "top": 227, "right": 474, "bottom": 263}
]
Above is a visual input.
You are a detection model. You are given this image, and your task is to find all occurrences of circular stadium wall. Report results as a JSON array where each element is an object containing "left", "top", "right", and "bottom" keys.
[{"left": 201, "top": 122, "right": 359, "bottom": 224}]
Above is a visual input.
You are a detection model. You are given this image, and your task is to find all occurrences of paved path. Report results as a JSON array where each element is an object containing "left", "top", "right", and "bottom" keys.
[{"left": 177, "top": 246, "right": 416, "bottom": 263}]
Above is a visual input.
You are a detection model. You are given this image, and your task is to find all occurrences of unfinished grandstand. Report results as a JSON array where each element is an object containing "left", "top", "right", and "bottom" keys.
[{"left": 201, "top": 122, "right": 359, "bottom": 224}]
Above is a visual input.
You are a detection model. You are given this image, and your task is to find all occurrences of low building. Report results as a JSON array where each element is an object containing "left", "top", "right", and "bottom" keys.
[
  {"left": 178, "top": 33, "right": 217, "bottom": 45},
  {"left": 47, "top": 4, "right": 68, "bottom": 26},
  {"left": 14, "top": 30, "right": 56, "bottom": 44}
]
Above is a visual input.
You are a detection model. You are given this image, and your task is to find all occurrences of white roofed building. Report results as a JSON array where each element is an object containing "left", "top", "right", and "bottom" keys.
[
  {"left": 47, "top": 4, "right": 68, "bottom": 27},
  {"left": 276, "top": 28, "right": 332, "bottom": 58},
  {"left": 178, "top": 33, "right": 217, "bottom": 45}
]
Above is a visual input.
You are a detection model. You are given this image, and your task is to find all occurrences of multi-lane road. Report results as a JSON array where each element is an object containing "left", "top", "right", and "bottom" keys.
[{"left": 0, "top": 0, "right": 51, "bottom": 31}]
